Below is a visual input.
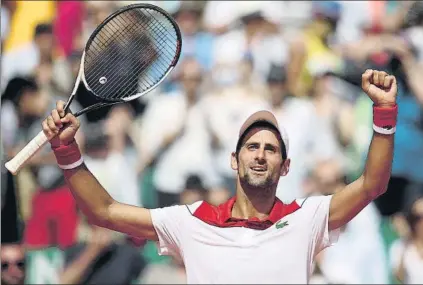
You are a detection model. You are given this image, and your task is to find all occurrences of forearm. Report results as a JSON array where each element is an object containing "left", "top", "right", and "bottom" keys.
[
  {"left": 60, "top": 246, "right": 102, "bottom": 284},
  {"left": 361, "top": 132, "right": 394, "bottom": 199},
  {"left": 402, "top": 59, "right": 423, "bottom": 105},
  {"left": 64, "top": 164, "right": 114, "bottom": 225}
]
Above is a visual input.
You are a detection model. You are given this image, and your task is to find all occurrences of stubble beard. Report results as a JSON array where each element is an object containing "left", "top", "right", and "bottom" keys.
[{"left": 240, "top": 168, "right": 275, "bottom": 194}]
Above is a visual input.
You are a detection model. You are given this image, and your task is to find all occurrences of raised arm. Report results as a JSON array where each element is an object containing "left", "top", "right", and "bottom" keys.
[
  {"left": 42, "top": 101, "right": 158, "bottom": 241},
  {"left": 328, "top": 70, "right": 397, "bottom": 230}
]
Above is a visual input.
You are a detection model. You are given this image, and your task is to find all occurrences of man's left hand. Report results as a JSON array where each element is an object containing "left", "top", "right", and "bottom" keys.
[{"left": 362, "top": 69, "right": 398, "bottom": 107}]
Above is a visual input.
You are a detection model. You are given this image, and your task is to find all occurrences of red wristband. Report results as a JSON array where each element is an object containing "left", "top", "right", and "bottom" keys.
[
  {"left": 373, "top": 104, "right": 398, "bottom": 135},
  {"left": 52, "top": 140, "right": 84, "bottom": 170}
]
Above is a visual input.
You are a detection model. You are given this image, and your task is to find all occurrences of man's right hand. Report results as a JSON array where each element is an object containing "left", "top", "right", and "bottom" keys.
[{"left": 42, "top": 100, "right": 80, "bottom": 148}]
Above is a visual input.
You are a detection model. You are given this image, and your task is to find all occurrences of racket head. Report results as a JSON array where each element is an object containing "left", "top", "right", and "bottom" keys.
[{"left": 81, "top": 3, "right": 182, "bottom": 103}]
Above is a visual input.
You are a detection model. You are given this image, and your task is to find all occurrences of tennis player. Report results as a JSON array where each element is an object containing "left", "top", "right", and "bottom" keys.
[{"left": 42, "top": 69, "right": 398, "bottom": 283}]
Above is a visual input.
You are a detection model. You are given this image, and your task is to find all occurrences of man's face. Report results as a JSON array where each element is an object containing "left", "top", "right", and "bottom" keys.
[
  {"left": 268, "top": 82, "right": 288, "bottom": 106},
  {"left": 233, "top": 127, "right": 285, "bottom": 189},
  {"left": 19, "top": 89, "right": 49, "bottom": 118},
  {"left": 176, "top": 10, "right": 199, "bottom": 36},
  {"left": 35, "top": 33, "right": 54, "bottom": 58},
  {"left": 1, "top": 244, "right": 25, "bottom": 285},
  {"left": 180, "top": 59, "right": 202, "bottom": 97}
]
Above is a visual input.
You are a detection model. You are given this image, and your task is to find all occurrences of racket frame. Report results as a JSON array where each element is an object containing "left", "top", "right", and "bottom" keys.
[{"left": 5, "top": 3, "right": 182, "bottom": 175}]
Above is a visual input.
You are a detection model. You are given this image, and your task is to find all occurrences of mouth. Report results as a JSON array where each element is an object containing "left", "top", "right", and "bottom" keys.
[{"left": 250, "top": 166, "right": 267, "bottom": 174}]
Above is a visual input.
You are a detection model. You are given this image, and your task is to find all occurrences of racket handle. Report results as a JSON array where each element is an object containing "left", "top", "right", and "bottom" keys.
[{"left": 5, "top": 130, "right": 49, "bottom": 175}]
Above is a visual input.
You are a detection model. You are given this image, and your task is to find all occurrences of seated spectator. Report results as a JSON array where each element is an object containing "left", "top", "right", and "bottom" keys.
[
  {"left": 1, "top": 243, "right": 26, "bottom": 285},
  {"left": 60, "top": 225, "right": 146, "bottom": 285},
  {"left": 390, "top": 197, "right": 423, "bottom": 284}
]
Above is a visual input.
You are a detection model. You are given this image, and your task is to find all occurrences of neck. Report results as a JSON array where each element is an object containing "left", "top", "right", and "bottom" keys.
[{"left": 232, "top": 182, "right": 277, "bottom": 220}]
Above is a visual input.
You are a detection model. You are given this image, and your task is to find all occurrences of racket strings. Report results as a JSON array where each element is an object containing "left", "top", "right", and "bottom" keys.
[
  {"left": 86, "top": 15, "right": 168, "bottom": 95},
  {"left": 86, "top": 19, "right": 162, "bottom": 96},
  {"left": 110, "top": 12, "right": 175, "bottom": 95},
  {"left": 84, "top": 7, "right": 179, "bottom": 100},
  {"left": 98, "top": 13, "right": 175, "bottom": 99},
  {"left": 107, "top": 13, "right": 174, "bottom": 99},
  {"left": 114, "top": 13, "right": 177, "bottom": 98}
]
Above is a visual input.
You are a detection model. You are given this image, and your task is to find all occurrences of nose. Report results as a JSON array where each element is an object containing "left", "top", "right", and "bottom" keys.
[
  {"left": 255, "top": 147, "right": 266, "bottom": 162},
  {"left": 7, "top": 265, "right": 24, "bottom": 280}
]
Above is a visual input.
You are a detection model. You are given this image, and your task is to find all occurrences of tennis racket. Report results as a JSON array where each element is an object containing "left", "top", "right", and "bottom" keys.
[{"left": 5, "top": 3, "right": 182, "bottom": 175}]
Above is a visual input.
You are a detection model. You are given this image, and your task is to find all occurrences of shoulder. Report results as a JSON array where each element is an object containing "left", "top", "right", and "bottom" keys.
[
  {"left": 295, "top": 195, "right": 333, "bottom": 214},
  {"left": 150, "top": 201, "right": 204, "bottom": 223}
]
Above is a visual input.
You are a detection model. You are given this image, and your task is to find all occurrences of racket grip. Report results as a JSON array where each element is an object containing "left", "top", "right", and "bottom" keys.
[{"left": 5, "top": 130, "right": 49, "bottom": 175}]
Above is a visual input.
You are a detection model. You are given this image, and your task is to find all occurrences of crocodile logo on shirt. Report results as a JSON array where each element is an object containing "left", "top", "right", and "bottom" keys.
[{"left": 275, "top": 220, "right": 289, "bottom": 229}]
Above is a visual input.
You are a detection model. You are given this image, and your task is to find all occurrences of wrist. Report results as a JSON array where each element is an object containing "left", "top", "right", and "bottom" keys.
[
  {"left": 52, "top": 140, "right": 84, "bottom": 170},
  {"left": 373, "top": 104, "right": 398, "bottom": 135}
]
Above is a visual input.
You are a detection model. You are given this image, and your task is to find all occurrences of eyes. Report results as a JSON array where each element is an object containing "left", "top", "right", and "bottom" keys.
[{"left": 246, "top": 143, "right": 278, "bottom": 154}]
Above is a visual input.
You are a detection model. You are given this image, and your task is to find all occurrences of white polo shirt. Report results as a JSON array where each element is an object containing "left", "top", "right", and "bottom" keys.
[{"left": 150, "top": 195, "right": 340, "bottom": 284}]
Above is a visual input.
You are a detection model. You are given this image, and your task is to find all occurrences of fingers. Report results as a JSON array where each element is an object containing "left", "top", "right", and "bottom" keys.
[
  {"left": 389, "top": 74, "right": 398, "bottom": 94},
  {"left": 372, "top": 70, "right": 379, "bottom": 85},
  {"left": 61, "top": 113, "right": 80, "bottom": 128},
  {"left": 377, "top": 71, "right": 388, "bottom": 87},
  {"left": 42, "top": 119, "right": 54, "bottom": 138},
  {"left": 56, "top": 100, "right": 66, "bottom": 118},
  {"left": 51, "top": 109, "right": 63, "bottom": 128},
  {"left": 361, "top": 69, "right": 373, "bottom": 92},
  {"left": 47, "top": 116, "right": 59, "bottom": 134},
  {"left": 363, "top": 69, "right": 395, "bottom": 90},
  {"left": 383, "top": 74, "right": 392, "bottom": 89}
]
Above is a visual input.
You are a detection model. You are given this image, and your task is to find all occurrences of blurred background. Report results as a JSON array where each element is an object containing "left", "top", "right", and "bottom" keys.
[{"left": 1, "top": 0, "right": 423, "bottom": 284}]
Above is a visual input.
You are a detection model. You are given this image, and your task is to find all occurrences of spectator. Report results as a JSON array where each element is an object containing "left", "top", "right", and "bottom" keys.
[
  {"left": 2, "top": 23, "right": 56, "bottom": 92},
  {"left": 212, "top": 3, "right": 289, "bottom": 84},
  {"left": 1, "top": 243, "right": 26, "bottom": 285},
  {"left": 139, "top": 57, "right": 220, "bottom": 207},
  {"left": 180, "top": 174, "right": 208, "bottom": 205},
  {"left": 309, "top": 160, "right": 389, "bottom": 284},
  {"left": 0, "top": 76, "right": 85, "bottom": 250},
  {"left": 390, "top": 197, "right": 423, "bottom": 284},
  {"left": 60, "top": 225, "right": 145, "bottom": 285},
  {"left": 287, "top": 1, "right": 343, "bottom": 97},
  {"left": 162, "top": 2, "right": 215, "bottom": 94},
  {"left": 354, "top": 33, "right": 423, "bottom": 216},
  {"left": 205, "top": 57, "right": 268, "bottom": 194},
  {"left": 2, "top": 0, "right": 55, "bottom": 53},
  {"left": 174, "top": 2, "right": 214, "bottom": 71},
  {"left": 84, "top": 106, "right": 141, "bottom": 207},
  {"left": 264, "top": 64, "right": 341, "bottom": 202},
  {"left": 1, "top": 77, "right": 49, "bottom": 157}
]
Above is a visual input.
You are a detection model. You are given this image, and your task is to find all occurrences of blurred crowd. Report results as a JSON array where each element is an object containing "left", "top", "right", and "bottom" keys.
[{"left": 1, "top": 1, "right": 423, "bottom": 284}]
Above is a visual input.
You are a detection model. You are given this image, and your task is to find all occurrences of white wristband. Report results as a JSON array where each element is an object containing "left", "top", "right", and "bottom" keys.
[
  {"left": 373, "top": 124, "right": 396, "bottom": 135},
  {"left": 58, "top": 156, "right": 84, "bottom": 170}
]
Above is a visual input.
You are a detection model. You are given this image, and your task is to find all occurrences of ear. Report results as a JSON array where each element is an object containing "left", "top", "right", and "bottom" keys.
[
  {"left": 231, "top": 152, "right": 238, "bottom": 171},
  {"left": 280, "top": 158, "right": 291, "bottom": 177}
]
